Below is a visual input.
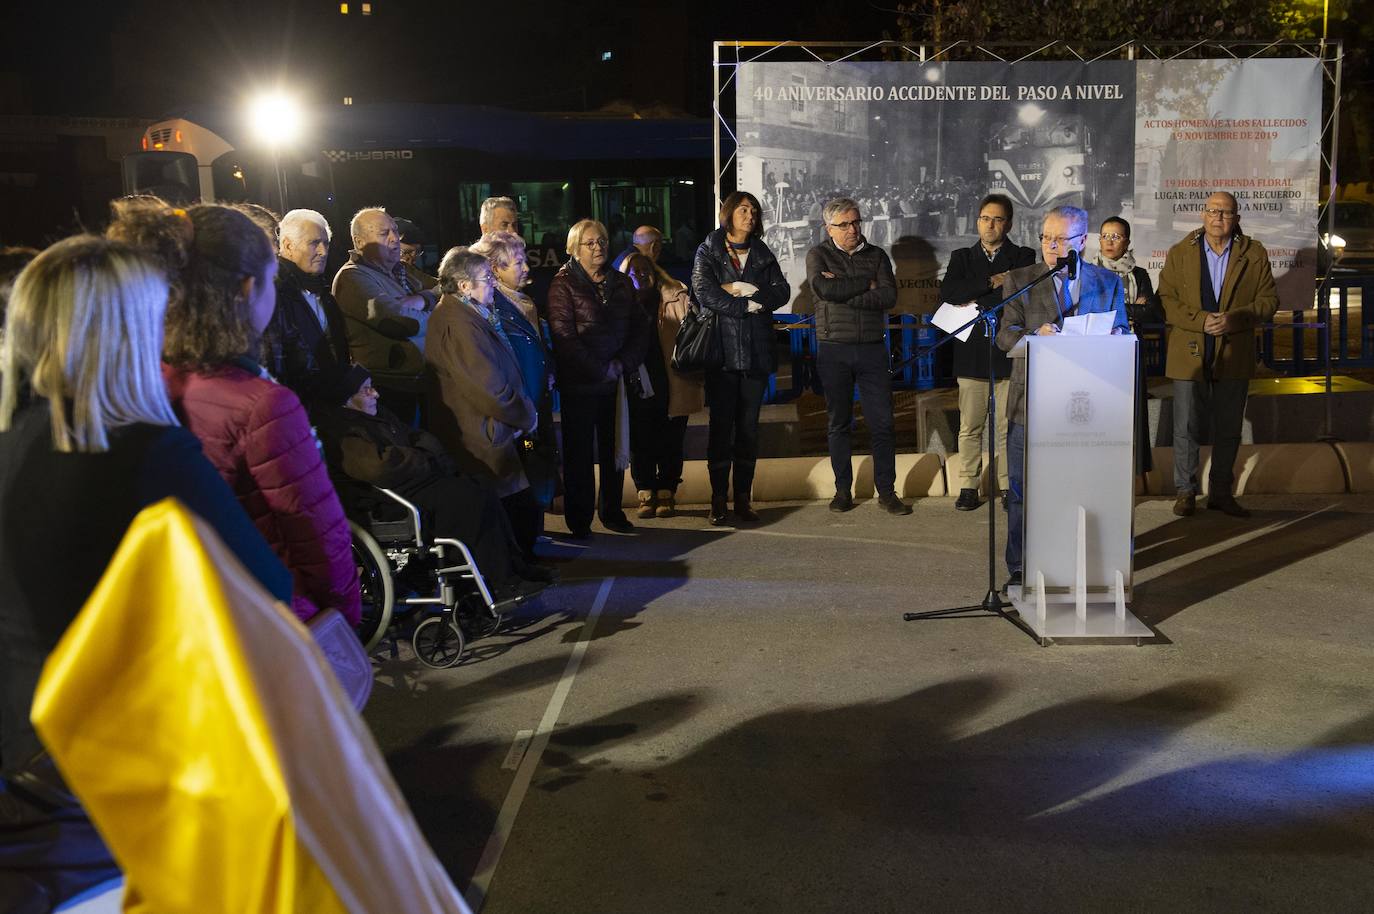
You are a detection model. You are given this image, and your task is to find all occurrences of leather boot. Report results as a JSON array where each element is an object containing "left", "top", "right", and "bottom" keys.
[
  {"left": 636, "top": 489, "right": 657, "bottom": 519},
  {"left": 709, "top": 495, "right": 730, "bottom": 526},
  {"left": 733, "top": 495, "right": 760, "bottom": 523},
  {"left": 655, "top": 489, "right": 676, "bottom": 518}
]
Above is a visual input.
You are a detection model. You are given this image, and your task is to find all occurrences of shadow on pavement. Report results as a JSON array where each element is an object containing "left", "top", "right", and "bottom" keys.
[{"left": 1133, "top": 505, "right": 1368, "bottom": 625}]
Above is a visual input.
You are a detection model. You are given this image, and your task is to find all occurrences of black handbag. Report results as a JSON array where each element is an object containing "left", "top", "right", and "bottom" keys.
[{"left": 672, "top": 306, "right": 722, "bottom": 372}]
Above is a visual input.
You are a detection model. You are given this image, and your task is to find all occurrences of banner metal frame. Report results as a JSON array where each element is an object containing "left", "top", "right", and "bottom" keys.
[{"left": 711, "top": 39, "right": 1344, "bottom": 306}]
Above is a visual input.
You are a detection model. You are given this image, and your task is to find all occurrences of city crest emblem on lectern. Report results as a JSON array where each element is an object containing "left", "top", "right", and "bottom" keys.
[{"left": 1066, "top": 390, "right": 1093, "bottom": 425}]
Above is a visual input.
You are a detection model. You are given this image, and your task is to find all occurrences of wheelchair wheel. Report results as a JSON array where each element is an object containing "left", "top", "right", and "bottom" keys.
[
  {"left": 350, "top": 520, "right": 394, "bottom": 653},
  {"left": 412, "top": 615, "right": 467, "bottom": 669}
]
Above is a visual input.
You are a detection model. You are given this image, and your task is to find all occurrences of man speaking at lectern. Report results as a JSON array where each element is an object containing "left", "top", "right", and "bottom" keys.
[{"left": 995, "top": 205, "right": 1129, "bottom": 591}]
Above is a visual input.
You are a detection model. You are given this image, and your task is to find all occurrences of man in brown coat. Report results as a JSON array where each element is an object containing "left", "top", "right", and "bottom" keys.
[{"left": 1159, "top": 192, "right": 1278, "bottom": 518}]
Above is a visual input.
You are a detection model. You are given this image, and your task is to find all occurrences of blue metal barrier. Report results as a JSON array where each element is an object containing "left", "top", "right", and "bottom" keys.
[{"left": 1259, "top": 274, "right": 1372, "bottom": 374}]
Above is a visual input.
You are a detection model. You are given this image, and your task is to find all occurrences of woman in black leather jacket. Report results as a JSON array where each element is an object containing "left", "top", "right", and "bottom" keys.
[{"left": 690, "top": 191, "right": 791, "bottom": 525}]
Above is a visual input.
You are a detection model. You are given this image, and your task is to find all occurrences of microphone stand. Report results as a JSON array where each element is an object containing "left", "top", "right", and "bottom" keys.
[{"left": 895, "top": 261, "right": 1067, "bottom": 635}]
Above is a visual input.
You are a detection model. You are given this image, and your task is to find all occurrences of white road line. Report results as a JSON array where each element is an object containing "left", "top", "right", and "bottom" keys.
[
  {"left": 464, "top": 576, "right": 615, "bottom": 912},
  {"left": 722, "top": 526, "right": 970, "bottom": 552}
]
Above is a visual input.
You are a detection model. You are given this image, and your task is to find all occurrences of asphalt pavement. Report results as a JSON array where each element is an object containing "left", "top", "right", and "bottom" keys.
[{"left": 364, "top": 493, "right": 1374, "bottom": 914}]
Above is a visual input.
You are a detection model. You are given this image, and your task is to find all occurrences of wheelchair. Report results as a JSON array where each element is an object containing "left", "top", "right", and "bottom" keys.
[{"left": 349, "top": 487, "right": 520, "bottom": 669}]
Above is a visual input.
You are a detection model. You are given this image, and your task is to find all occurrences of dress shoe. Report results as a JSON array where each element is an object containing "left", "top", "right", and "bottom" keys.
[
  {"left": 1172, "top": 493, "right": 1196, "bottom": 517},
  {"left": 655, "top": 489, "right": 676, "bottom": 518},
  {"left": 829, "top": 491, "right": 854, "bottom": 512},
  {"left": 1000, "top": 489, "right": 1010, "bottom": 512},
  {"left": 1001, "top": 570, "right": 1022, "bottom": 592},
  {"left": 954, "top": 488, "right": 981, "bottom": 511},
  {"left": 635, "top": 489, "right": 657, "bottom": 519},
  {"left": 878, "top": 492, "right": 912, "bottom": 515},
  {"left": 709, "top": 495, "right": 730, "bottom": 526},
  {"left": 602, "top": 515, "right": 636, "bottom": 534},
  {"left": 566, "top": 526, "right": 592, "bottom": 540},
  {"left": 513, "top": 559, "right": 557, "bottom": 584},
  {"left": 733, "top": 498, "right": 760, "bottom": 523},
  {"left": 1207, "top": 494, "right": 1251, "bottom": 518}
]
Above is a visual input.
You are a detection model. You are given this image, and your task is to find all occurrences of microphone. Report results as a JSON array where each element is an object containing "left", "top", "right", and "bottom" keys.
[
  {"left": 1061, "top": 249, "right": 1079, "bottom": 280},
  {"left": 1052, "top": 250, "right": 1079, "bottom": 331}
]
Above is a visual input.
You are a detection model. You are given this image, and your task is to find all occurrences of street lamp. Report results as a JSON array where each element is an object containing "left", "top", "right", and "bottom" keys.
[{"left": 247, "top": 91, "right": 305, "bottom": 212}]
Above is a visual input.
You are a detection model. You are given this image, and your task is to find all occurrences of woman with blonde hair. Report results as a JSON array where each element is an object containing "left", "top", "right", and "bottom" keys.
[
  {"left": 546, "top": 219, "right": 648, "bottom": 537},
  {"left": 620, "top": 253, "right": 704, "bottom": 518},
  {"left": 108, "top": 202, "right": 361, "bottom": 626},
  {"left": 0, "top": 236, "right": 290, "bottom": 909}
]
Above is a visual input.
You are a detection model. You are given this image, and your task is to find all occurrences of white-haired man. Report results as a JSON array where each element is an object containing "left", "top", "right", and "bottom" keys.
[
  {"left": 995, "top": 205, "right": 1129, "bottom": 590},
  {"left": 611, "top": 225, "right": 663, "bottom": 272},
  {"left": 332, "top": 207, "right": 439, "bottom": 422},
  {"left": 265, "top": 209, "right": 352, "bottom": 416},
  {"left": 479, "top": 196, "right": 519, "bottom": 236}
]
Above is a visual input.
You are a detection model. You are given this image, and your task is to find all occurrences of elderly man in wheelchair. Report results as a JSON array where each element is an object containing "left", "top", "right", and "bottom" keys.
[{"left": 317, "top": 367, "right": 554, "bottom": 668}]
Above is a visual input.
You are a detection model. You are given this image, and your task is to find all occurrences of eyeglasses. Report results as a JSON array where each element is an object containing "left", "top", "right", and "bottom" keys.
[
  {"left": 580, "top": 238, "right": 608, "bottom": 248},
  {"left": 977, "top": 215, "right": 1008, "bottom": 225},
  {"left": 1040, "top": 233, "right": 1086, "bottom": 248},
  {"left": 828, "top": 218, "right": 862, "bottom": 231},
  {"left": 1203, "top": 208, "right": 1238, "bottom": 219},
  {"left": 1099, "top": 232, "right": 1126, "bottom": 243}
]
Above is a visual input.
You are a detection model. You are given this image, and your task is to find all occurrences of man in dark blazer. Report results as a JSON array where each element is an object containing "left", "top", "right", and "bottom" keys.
[
  {"left": 995, "top": 205, "right": 1129, "bottom": 589},
  {"left": 266, "top": 209, "right": 353, "bottom": 418},
  {"left": 940, "top": 193, "right": 1037, "bottom": 511}
]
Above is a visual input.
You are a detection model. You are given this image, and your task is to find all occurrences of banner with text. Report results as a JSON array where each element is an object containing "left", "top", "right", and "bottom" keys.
[{"left": 734, "top": 59, "right": 1321, "bottom": 313}]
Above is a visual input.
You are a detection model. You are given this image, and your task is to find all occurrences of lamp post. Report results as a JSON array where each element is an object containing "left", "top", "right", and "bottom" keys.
[{"left": 247, "top": 91, "right": 304, "bottom": 213}]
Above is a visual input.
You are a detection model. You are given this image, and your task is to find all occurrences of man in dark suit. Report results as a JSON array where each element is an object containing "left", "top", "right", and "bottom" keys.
[
  {"left": 995, "top": 205, "right": 1130, "bottom": 590},
  {"left": 940, "top": 193, "right": 1037, "bottom": 511},
  {"left": 266, "top": 209, "right": 353, "bottom": 418}
]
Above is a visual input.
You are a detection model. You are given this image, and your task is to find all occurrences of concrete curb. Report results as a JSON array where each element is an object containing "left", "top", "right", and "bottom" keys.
[
  {"left": 597, "top": 442, "right": 1352, "bottom": 506},
  {"left": 1334, "top": 442, "right": 1374, "bottom": 493}
]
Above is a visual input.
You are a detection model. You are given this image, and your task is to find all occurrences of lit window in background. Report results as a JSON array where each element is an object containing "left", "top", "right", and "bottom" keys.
[
  {"left": 344, "top": 97, "right": 353, "bottom": 106},
  {"left": 601, "top": 51, "right": 613, "bottom": 62},
  {"left": 362, "top": 2, "right": 372, "bottom": 12},
  {"left": 339, "top": 3, "right": 348, "bottom": 13}
]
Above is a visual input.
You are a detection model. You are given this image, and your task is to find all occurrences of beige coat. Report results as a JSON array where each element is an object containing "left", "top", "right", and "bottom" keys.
[
  {"left": 424, "top": 295, "right": 536, "bottom": 497},
  {"left": 1159, "top": 230, "right": 1278, "bottom": 382},
  {"left": 658, "top": 285, "right": 706, "bottom": 417}
]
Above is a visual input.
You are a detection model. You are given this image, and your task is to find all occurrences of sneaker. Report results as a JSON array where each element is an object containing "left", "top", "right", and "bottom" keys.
[
  {"left": 878, "top": 492, "right": 912, "bottom": 515},
  {"left": 1206, "top": 494, "right": 1251, "bottom": 518},
  {"left": 1173, "top": 493, "right": 1196, "bottom": 517},
  {"left": 829, "top": 491, "right": 854, "bottom": 512},
  {"left": 655, "top": 489, "right": 676, "bottom": 518},
  {"left": 954, "top": 488, "right": 981, "bottom": 511},
  {"left": 635, "top": 490, "right": 657, "bottom": 519},
  {"left": 1001, "top": 570, "right": 1022, "bottom": 592}
]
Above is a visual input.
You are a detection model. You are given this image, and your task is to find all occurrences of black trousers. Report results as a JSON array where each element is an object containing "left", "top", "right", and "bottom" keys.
[
  {"left": 500, "top": 487, "right": 542, "bottom": 561},
  {"left": 705, "top": 367, "right": 768, "bottom": 498},
  {"left": 559, "top": 389, "right": 627, "bottom": 532},
  {"left": 628, "top": 387, "right": 688, "bottom": 492},
  {"left": 396, "top": 474, "right": 520, "bottom": 585},
  {"left": 815, "top": 341, "right": 897, "bottom": 496}
]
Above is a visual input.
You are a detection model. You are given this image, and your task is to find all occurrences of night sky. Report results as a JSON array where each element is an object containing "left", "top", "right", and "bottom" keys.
[{"left": 1, "top": 1, "right": 895, "bottom": 118}]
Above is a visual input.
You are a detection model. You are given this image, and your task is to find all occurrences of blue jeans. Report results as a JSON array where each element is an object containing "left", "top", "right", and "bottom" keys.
[{"left": 1006, "top": 421, "right": 1026, "bottom": 575}]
